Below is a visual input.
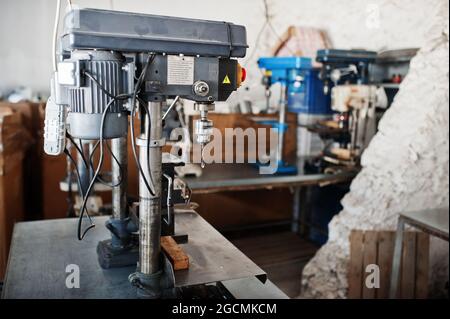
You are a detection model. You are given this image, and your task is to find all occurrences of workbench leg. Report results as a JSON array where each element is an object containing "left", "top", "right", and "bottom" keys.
[
  {"left": 300, "top": 186, "right": 311, "bottom": 238},
  {"left": 291, "top": 186, "right": 300, "bottom": 233},
  {"left": 389, "top": 217, "right": 405, "bottom": 298}
]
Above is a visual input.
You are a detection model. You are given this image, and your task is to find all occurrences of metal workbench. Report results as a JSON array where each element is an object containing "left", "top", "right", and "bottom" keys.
[
  {"left": 2, "top": 212, "right": 287, "bottom": 299},
  {"left": 183, "top": 159, "right": 355, "bottom": 193},
  {"left": 389, "top": 208, "right": 449, "bottom": 298},
  {"left": 183, "top": 159, "right": 357, "bottom": 235}
]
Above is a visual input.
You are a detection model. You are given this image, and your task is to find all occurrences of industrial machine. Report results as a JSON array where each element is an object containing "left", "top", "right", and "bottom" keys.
[
  {"left": 369, "top": 48, "right": 418, "bottom": 123},
  {"left": 257, "top": 56, "right": 331, "bottom": 173},
  {"left": 43, "top": 7, "right": 250, "bottom": 298},
  {"left": 307, "top": 49, "right": 385, "bottom": 169}
]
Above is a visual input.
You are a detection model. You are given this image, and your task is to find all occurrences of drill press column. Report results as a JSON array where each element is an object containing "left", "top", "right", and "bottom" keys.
[
  {"left": 109, "top": 135, "right": 129, "bottom": 248},
  {"left": 277, "top": 86, "right": 288, "bottom": 165},
  {"left": 111, "top": 136, "right": 128, "bottom": 220},
  {"left": 135, "top": 101, "right": 163, "bottom": 295}
]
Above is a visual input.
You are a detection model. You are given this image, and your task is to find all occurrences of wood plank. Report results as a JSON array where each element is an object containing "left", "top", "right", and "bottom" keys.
[
  {"left": 400, "top": 232, "right": 416, "bottom": 298},
  {"left": 161, "top": 236, "right": 189, "bottom": 271},
  {"left": 362, "top": 231, "right": 378, "bottom": 299},
  {"left": 377, "top": 231, "right": 395, "bottom": 299},
  {"left": 348, "top": 230, "right": 364, "bottom": 298},
  {"left": 415, "top": 232, "right": 429, "bottom": 299}
]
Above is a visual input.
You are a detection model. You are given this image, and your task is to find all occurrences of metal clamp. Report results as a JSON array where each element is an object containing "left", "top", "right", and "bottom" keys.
[
  {"left": 163, "top": 174, "right": 173, "bottom": 225},
  {"left": 149, "top": 138, "right": 166, "bottom": 147},
  {"left": 129, "top": 270, "right": 163, "bottom": 299},
  {"left": 136, "top": 137, "right": 166, "bottom": 147}
]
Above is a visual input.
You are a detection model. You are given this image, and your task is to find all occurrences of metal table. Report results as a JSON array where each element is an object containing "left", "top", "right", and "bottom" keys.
[
  {"left": 389, "top": 208, "right": 449, "bottom": 298},
  {"left": 183, "top": 159, "right": 356, "bottom": 235},
  {"left": 1, "top": 212, "right": 289, "bottom": 299},
  {"left": 184, "top": 159, "right": 355, "bottom": 193}
]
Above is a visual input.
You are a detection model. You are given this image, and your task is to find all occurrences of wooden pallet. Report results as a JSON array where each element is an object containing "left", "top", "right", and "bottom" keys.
[{"left": 348, "top": 230, "right": 429, "bottom": 299}]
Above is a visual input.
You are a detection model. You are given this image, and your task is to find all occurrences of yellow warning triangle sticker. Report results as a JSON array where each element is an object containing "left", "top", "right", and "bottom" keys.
[{"left": 222, "top": 75, "right": 231, "bottom": 84}]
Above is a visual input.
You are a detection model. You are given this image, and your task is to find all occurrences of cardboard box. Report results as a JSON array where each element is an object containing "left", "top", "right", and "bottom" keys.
[
  {"left": 4, "top": 102, "right": 45, "bottom": 220},
  {"left": 0, "top": 105, "right": 31, "bottom": 280}
]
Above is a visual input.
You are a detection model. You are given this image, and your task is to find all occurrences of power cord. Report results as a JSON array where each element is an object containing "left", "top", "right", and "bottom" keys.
[
  {"left": 64, "top": 147, "right": 93, "bottom": 228},
  {"left": 244, "top": 0, "right": 294, "bottom": 66},
  {"left": 64, "top": 141, "right": 76, "bottom": 218},
  {"left": 84, "top": 55, "right": 157, "bottom": 197},
  {"left": 74, "top": 53, "right": 158, "bottom": 239},
  {"left": 129, "top": 53, "right": 157, "bottom": 197},
  {"left": 89, "top": 140, "right": 124, "bottom": 188},
  {"left": 84, "top": 71, "right": 118, "bottom": 100},
  {"left": 77, "top": 94, "right": 129, "bottom": 240},
  {"left": 66, "top": 133, "right": 89, "bottom": 170}
]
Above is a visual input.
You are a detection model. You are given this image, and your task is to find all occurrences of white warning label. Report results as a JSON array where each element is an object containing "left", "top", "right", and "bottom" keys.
[{"left": 167, "top": 55, "right": 195, "bottom": 85}]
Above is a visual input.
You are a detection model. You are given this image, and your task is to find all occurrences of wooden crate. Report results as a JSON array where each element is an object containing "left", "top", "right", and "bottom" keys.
[{"left": 348, "top": 230, "right": 429, "bottom": 299}]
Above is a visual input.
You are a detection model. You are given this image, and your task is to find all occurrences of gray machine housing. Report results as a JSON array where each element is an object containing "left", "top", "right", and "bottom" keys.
[
  {"left": 61, "top": 8, "right": 247, "bottom": 57},
  {"left": 56, "top": 8, "right": 247, "bottom": 140}
]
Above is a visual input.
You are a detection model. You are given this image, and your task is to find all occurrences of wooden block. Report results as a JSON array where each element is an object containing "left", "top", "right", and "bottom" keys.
[
  {"left": 400, "top": 232, "right": 416, "bottom": 298},
  {"left": 362, "top": 231, "right": 378, "bottom": 299},
  {"left": 376, "top": 231, "right": 395, "bottom": 299},
  {"left": 320, "top": 120, "right": 340, "bottom": 129},
  {"left": 348, "top": 230, "right": 364, "bottom": 298},
  {"left": 330, "top": 147, "right": 357, "bottom": 161},
  {"left": 161, "top": 236, "right": 189, "bottom": 271},
  {"left": 415, "top": 233, "right": 429, "bottom": 299}
]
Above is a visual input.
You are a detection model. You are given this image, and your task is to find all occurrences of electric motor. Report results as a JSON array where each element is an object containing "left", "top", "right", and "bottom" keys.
[{"left": 64, "top": 50, "right": 128, "bottom": 140}]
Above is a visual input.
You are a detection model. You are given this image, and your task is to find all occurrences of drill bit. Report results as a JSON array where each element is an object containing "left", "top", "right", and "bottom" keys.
[{"left": 200, "top": 143, "right": 205, "bottom": 168}]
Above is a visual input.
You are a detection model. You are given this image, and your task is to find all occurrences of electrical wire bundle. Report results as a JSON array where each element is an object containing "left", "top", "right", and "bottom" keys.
[
  {"left": 129, "top": 54, "right": 157, "bottom": 198},
  {"left": 244, "top": 0, "right": 295, "bottom": 67},
  {"left": 64, "top": 54, "right": 157, "bottom": 240},
  {"left": 54, "top": 1, "right": 158, "bottom": 240}
]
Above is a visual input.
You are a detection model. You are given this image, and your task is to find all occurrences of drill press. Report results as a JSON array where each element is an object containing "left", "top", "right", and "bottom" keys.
[
  {"left": 256, "top": 57, "right": 318, "bottom": 174},
  {"left": 257, "top": 56, "right": 332, "bottom": 167},
  {"left": 306, "top": 49, "right": 382, "bottom": 169},
  {"left": 44, "top": 7, "right": 247, "bottom": 298}
]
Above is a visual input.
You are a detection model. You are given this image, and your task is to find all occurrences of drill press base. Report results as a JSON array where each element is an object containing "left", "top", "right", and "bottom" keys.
[
  {"left": 2, "top": 211, "right": 269, "bottom": 299},
  {"left": 96, "top": 239, "right": 139, "bottom": 269},
  {"left": 97, "top": 234, "right": 189, "bottom": 269}
]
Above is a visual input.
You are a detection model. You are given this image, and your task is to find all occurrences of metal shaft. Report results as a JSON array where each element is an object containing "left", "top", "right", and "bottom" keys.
[
  {"left": 389, "top": 218, "right": 405, "bottom": 298},
  {"left": 111, "top": 135, "right": 128, "bottom": 220},
  {"left": 138, "top": 102, "right": 163, "bottom": 275},
  {"left": 277, "top": 86, "right": 288, "bottom": 163}
]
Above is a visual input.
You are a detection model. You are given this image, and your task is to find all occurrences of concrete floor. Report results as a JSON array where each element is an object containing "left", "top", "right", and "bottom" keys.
[{"left": 229, "top": 230, "right": 319, "bottom": 298}]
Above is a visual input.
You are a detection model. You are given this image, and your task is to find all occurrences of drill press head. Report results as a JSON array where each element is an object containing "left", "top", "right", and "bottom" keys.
[
  {"left": 316, "top": 49, "right": 377, "bottom": 94},
  {"left": 44, "top": 8, "right": 247, "bottom": 156}
]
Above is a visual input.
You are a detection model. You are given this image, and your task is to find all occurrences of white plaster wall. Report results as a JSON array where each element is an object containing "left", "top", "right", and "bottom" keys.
[
  {"left": 0, "top": 0, "right": 444, "bottom": 104},
  {"left": 301, "top": 0, "right": 449, "bottom": 298}
]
